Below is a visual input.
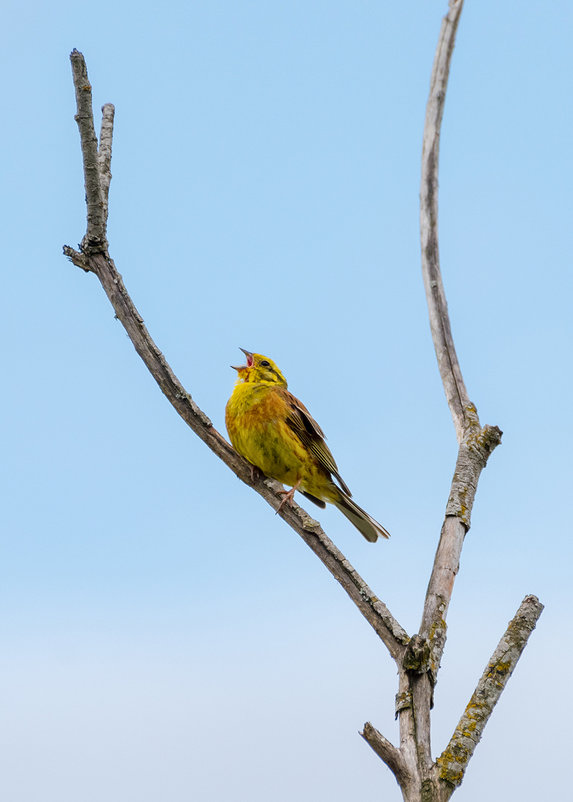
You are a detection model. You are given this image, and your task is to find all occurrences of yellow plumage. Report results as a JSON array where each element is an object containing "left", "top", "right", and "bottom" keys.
[{"left": 225, "top": 350, "right": 390, "bottom": 543}]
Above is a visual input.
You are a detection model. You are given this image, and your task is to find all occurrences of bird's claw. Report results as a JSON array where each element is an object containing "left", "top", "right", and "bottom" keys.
[
  {"left": 249, "top": 464, "right": 261, "bottom": 483},
  {"left": 276, "top": 482, "right": 300, "bottom": 514}
]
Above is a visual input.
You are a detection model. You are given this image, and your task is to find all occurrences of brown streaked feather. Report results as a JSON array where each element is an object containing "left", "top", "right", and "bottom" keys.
[{"left": 279, "top": 388, "right": 352, "bottom": 496}]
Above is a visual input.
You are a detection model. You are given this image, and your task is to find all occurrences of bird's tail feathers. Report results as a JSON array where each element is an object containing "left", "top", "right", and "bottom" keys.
[
  {"left": 333, "top": 492, "right": 390, "bottom": 543},
  {"left": 300, "top": 490, "right": 326, "bottom": 509}
]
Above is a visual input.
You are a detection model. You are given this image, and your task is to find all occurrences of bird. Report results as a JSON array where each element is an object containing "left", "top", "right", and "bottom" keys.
[{"left": 225, "top": 349, "right": 390, "bottom": 542}]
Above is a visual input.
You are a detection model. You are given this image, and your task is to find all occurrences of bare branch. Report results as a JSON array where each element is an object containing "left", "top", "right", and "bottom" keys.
[
  {"left": 444, "top": 418, "right": 503, "bottom": 528},
  {"left": 418, "top": 0, "right": 503, "bottom": 681},
  {"left": 64, "top": 250, "right": 409, "bottom": 657},
  {"left": 420, "top": 419, "right": 502, "bottom": 677},
  {"left": 396, "top": 5, "right": 507, "bottom": 792},
  {"left": 63, "top": 245, "right": 93, "bottom": 273},
  {"left": 420, "top": 0, "right": 468, "bottom": 442},
  {"left": 64, "top": 52, "right": 409, "bottom": 663},
  {"left": 361, "top": 722, "right": 411, "bottom": 789},
  {"left": 98, "top": 103, "right": 115, "bottom": 223},
  {"left": 69, "top": 49, "right": 108, "bottom": 251},
  {"left": 435, "top": 595, "right": 544, "bottom": 790}
]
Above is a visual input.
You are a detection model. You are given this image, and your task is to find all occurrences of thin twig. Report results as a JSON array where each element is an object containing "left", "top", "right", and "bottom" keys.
[
  {"left": 435, "top": 595, "right": 544, "bottom": 790},
  {"left": 98, "top": 103, "right": 115, "bottom": 223},
  {"left": 64, "top": 50, "right": 409, "bottom": 663},
  {"left": 420, "top": 0, "right": 468, "bottom": 443}
]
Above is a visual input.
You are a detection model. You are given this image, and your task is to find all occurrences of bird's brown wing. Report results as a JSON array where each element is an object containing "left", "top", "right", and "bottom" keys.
[{"left": 280, "top": 388, "right": 352, "bottom": 496}]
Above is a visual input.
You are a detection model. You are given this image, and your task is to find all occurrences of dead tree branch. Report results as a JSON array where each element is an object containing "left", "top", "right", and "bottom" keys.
[
  {"left": 363, "top": 2, "right": 541, "bottom": 799},
  {"left": 98, "top": 103, "right": 115, "bottom": 222},
  {"left": 64, "top": 50, "right": 409, "bottom": 665},
  {"left": 417, "top": 0, "right": 503, "bottom": 678},
  {"left": 435, "top": 595, "right": 544, "bottom": 793},
  {"left": 420, "top": 0, "right": 468, "bottom": 443},
  {"left": 69, "top": 49, "right": 108, "bottom": 252},
  {"left": 421, "top": 416, "right": 502, "bottom": 679},
  {"left": 361, "top": 722, "right": 411, "bottom": 790}
]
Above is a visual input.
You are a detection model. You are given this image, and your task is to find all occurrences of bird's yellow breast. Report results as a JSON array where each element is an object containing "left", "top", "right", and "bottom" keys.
[{"left": 225, "top": 381, "right": 318, "bottom": 488}]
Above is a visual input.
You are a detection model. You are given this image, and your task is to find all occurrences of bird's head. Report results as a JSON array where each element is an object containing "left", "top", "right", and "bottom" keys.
[{"left": 231, "top": 349, "right": 288, "bottom": 387}]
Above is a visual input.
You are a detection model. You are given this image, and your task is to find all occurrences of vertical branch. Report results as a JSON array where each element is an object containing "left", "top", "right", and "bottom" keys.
[
  {"left": 417, "top": 0, "right": 502, "bottom": 677},
  {"left": 420, "top": 0, "right": 468, "bottom": 443},
  {"left": 420, "top": 419, "right": 502, "bottom": 677},
  {"left": 98, "top": 103, "right": 115, "bottom": 224},
  {"left": 410, "top": 4, "right": 540, "bottom": 798},
  {"left": 70, "top": 48, "right": 108, "bottom": 251},
  {"left": 403, "top": 2, "right": 504, "bottom": 795}
]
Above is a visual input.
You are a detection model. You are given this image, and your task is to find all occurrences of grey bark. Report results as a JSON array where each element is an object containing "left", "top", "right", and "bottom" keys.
[
  {"left": 435, "top": 595, "right": 544, "bottom": 791},
  {"left": 357, "top": 2, "right": 542, "bottom": 798},
  {"left": 419, "top": 2, "right": 470, "bottom": 444},
  {"left": 64, "top": 3, "right": 543, "bottom": 797},
  {"left": 69, "top": 50, "right": 108, "bottom": 252}
]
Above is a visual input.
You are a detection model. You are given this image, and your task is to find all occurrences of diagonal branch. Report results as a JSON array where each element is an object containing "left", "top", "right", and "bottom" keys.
[
  {"left": 63, "top": 50, "right": 409, "bottom": 663},
  {"left": 361, "top": 722, "right": 411, "bottom": 789},
  {"left": 420, "top": 0, "right": 468, "bottom": 443},
  {"left": 435, "top": 595, "right": 544, "bottom": 792}
]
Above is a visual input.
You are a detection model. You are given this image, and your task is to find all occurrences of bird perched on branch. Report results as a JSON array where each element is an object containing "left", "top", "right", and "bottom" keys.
[{"left": 225, "top": 349, "right": 390, "bottom": 543}]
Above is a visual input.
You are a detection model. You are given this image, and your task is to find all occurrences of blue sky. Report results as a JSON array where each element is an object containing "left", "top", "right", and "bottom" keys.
[{"left": 1, "top": 1, "right": 571, "bottom": 800}]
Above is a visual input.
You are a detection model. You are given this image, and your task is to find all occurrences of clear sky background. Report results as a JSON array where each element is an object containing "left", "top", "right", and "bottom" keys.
[{"left": 1, "top": 1, "right": 571, "bottom": 800}]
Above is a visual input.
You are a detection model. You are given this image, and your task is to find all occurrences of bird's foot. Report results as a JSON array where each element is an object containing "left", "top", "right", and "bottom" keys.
[
  {"left": 276, "top": 482, "right": 301, "bottom": 513},
  {"left": 249, "top": 464, "right": 261, "bottom": 483}
]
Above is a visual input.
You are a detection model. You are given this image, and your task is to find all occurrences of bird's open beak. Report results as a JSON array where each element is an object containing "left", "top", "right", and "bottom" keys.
[{"left": 231, "top": 348, "right": 254, "bottom": 371}]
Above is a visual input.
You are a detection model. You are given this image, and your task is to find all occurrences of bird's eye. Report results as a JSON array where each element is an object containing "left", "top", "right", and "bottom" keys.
[{"left": 260, "top": 360, "right": 270, "bottom": 367}]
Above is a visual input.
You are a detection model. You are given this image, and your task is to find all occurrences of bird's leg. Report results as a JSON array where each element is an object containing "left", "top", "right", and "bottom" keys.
[
  {"left": 249, "top": 463, "right": 261, "bottom": 483},
  {"left": 276, "top": 481, "right": 301, "bottom": 513}
]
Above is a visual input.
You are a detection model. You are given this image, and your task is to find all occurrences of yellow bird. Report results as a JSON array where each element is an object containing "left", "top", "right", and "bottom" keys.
[{"left": 225, "top": 349, "right": 390, "bottom": 543}]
